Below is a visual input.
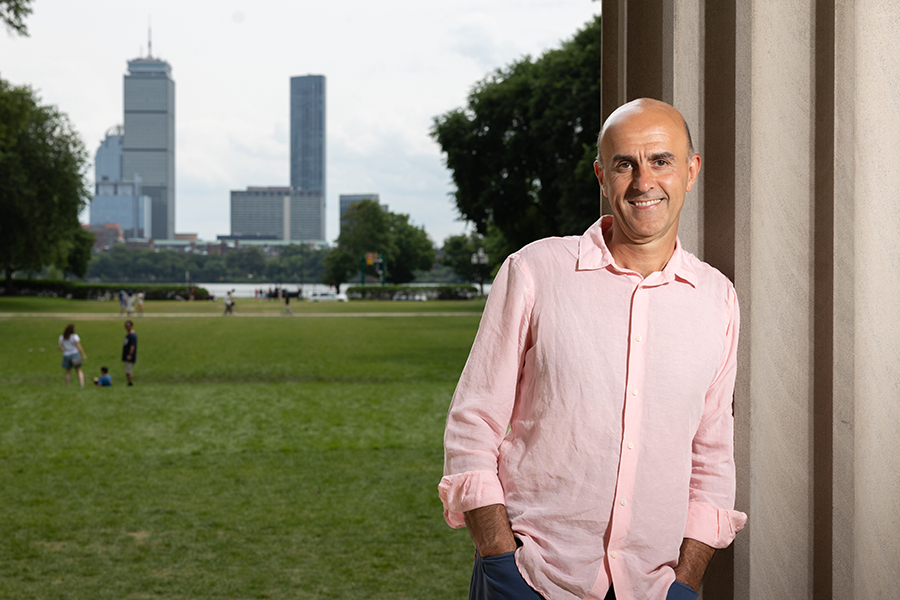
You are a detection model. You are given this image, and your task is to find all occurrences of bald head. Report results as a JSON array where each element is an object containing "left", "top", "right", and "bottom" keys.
[{"left": 595, "top": 99, "right": 694, "bottom": 167}]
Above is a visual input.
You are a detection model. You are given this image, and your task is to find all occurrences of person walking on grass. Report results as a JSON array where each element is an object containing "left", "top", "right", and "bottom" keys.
[
  {"left": 59, "top": 324, "right": 87, "bottom": 388},
  {"left": 125, "top": 289, "right": 136, "bottom": 317},
  {"left": 224, "top": 290, "right": 235, "bottom": 316},
  {"left": 122, "top": 320, "right": 137, "bottom": 386}
]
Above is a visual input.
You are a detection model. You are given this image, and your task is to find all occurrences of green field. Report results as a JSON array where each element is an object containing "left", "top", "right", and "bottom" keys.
[{"left": 0, "top": 298, "right": 485, "bottom": 599}]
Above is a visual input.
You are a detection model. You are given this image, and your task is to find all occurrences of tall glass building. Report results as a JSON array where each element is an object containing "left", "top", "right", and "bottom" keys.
[
  {"left": 290, "top": 75, "right": 325, "bottom": 194},
  {"left": 91, "top": 126, "right": 152, "bottom": 239},
  {"left": 289, "top": 75, "right": 326, "bottom": 242},
  {"left": 123, "top": 55, "right": 175, "bottom": 239}
]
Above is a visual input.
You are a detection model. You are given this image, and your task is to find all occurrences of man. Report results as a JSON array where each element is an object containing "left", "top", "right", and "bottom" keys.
[
  {"left": 122, "top": 320, "right": 137, "bottom": 386},
  {"left": 439, "top": 99, "right": 746, "bottom": 600}
]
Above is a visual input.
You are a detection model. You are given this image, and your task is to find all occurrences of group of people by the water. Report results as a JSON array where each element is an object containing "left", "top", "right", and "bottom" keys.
[
  {"left": 117, "top": 289, "right": 144, "bottom": 317},
  {"left": 254, "top": 286, "right": 301, "bottom": 301},
  {"left": 58, "top": 321, "right": 138, "bottom": 388}
]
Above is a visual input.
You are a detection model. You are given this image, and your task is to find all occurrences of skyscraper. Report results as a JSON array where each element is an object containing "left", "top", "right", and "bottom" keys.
[
  {"left": 91, "top": 125, "right": 152, "bottom": 239},
  {"left": 290, "top": 75, "right": 325, "bottom": 194},
  {"left": 123, "top": 54, "right": 175, "bottom": 239},
  {"left": 95, "top": 124, "right": 123, "bottom": 183}
]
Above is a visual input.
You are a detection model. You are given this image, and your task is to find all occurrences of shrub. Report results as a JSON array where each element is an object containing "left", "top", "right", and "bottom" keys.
[{"left": 0, "top": 279, "right": 209, "bottom": 300}]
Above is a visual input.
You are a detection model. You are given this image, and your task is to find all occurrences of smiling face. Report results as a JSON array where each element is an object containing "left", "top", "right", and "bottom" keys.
[{"left": 595, "top": 99, "right": 700, "bottom": 252}]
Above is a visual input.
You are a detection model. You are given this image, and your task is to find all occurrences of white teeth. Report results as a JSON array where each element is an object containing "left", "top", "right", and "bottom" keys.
[{"left": 632, "top": 199, "right": 662, "bottom": 207}]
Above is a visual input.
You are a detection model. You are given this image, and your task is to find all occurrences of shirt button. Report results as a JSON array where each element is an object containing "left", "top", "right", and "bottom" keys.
[
  {"left": 620, "top": 499, "right": 627, "bottom": 506},
  {"left": 627, "top": 443, "right": 634, "bottom": 450},
  {"left": 610, "top": 551, "right": 618, "bottom": 559},
  {"left": 631, "top": 389, "right": 638, "bottom": 396},
  {"left": 635, "top": 334, "right": 642, "bottom": 342}
]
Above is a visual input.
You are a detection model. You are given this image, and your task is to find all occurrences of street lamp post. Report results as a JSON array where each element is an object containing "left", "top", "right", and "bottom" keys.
[{"left": 471, "top": 247, "right": 488, "bottom": 296}]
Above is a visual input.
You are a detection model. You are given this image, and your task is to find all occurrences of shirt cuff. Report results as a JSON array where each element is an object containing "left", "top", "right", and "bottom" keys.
[
  {"left": 683, "top": 501, "right": 747, "bottom": 548},
  {"left": 438, "top": 470, "right": 506, "bottom": 529}
]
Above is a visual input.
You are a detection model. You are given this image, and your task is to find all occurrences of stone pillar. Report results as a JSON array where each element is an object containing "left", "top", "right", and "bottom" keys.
[
  {"left": 601, "top": 0, "right": 900, "bottom": 597},
  {"left": 845, "top": 1, "right": 900, "bottom": 595}
]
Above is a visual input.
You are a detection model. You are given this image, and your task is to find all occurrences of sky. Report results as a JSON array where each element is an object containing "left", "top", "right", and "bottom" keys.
[{"left": 1, "top": 0, "right": 600, "bottom": 245}]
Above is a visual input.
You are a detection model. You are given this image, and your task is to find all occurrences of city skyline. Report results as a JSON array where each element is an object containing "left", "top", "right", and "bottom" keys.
[{"left": 0, "top": 0, "right": 601, "bottom": 245}]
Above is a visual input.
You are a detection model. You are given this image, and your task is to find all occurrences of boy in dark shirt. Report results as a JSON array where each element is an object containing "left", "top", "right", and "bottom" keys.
[{"left": 122, "top": 320, "right": 137, "bottom": 386}]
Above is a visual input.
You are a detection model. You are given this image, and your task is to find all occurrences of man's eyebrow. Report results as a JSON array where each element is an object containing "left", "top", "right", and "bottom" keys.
[
  {"left": 610, "top": 151, "right": 678, "bottom": 164},
  {"left": 611, "top": 153, "right": 636, "bottom": 164}
]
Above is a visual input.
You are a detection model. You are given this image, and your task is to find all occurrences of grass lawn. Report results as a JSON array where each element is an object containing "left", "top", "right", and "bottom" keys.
[{"left": 0, "top": 300, "right": 485, "bottom": 598}]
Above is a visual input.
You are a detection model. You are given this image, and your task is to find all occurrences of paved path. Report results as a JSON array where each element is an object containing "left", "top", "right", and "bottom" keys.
[{"left": 0, "top": 312, "right": 480, "bottom": 320}]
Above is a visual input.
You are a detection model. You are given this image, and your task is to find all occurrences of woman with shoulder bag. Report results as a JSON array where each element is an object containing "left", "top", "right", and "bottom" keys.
[{"left": 58, "top": 323, "right": 87, "bottom": 388}]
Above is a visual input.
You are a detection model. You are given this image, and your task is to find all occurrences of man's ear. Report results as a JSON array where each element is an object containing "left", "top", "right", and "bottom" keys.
[
  {"left": 594, "top": 160, "right": 604, "bottom": 189},
  {"left": 685, "top": 153, "right": 701, "bottom": 192}
]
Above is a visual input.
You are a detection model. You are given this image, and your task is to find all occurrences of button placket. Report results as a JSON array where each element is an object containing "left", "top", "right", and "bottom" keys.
[{"left": 608, "top": 282, "right": 650, "bottom": 553}]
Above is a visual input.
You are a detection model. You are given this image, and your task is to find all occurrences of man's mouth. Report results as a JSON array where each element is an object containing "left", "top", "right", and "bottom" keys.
[{"left": 628, "top": 198, "right": 663, "bottom": 207}]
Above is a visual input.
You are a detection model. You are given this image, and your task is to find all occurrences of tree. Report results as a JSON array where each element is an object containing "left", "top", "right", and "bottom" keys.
[
  {"left": 0, "top": 78, "right": 90, "bottom": 291},
  {"left": 225, "top": 246, "right": 266, "bottom": 279},
  {"left": 440, "top": 232, "right": 500, "bottom": 294},
  {"left": 65, "top": 227, "right": 95, "bottom": 279},
  {"left": 326, "top": 199, "right": 436, "bottom": 286},
  {"left": 322, "top": 247, "right": 357, "bottom": 291},
  {"left": 279, "top": 244, "right": 327, "bottom": 285},
  {"left": 386, "top": 213, "right": 435, "bottom": 284},
  {"left": 431, "top": 14, "right": 601, "bottom": 252},
  {"left": 338, "top": 200, "right": 394, "bottom": 263},
  {"left": 441, "top": 233, "right": 485, "bottom": 282},
  {"left": 0, "top": 0, "right": 33, "bottom": 35}
]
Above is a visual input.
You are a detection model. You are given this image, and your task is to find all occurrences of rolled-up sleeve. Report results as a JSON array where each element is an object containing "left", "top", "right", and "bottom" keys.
[
  {"left": 439, "top": 254, "right": 533, "bottom": 528},
  {"left": 683, "top": 284, "right": 748, "bottom": 548}
]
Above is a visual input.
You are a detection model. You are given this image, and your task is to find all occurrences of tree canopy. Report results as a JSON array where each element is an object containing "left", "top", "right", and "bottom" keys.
[
  {"left": 330, "top": 199, "right": 435, "bottom": 285},
  {"left": 86, "top": 245, "right": 329, "bottom": 284},
  {"left": 0, "top": 0, "right": 33, "bottom": 35},
  {"left": 431, "top": 14, "right": 601, "bottom": 256},
  {"left": 0, "top": 78, "right": 90, "bottom": 289}
]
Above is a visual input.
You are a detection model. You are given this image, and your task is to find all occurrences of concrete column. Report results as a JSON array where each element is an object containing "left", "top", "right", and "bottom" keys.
[
  {"left": 832, "top": 2, "right": 856, "bottom": 597},
  {"left": 848, "top": 1, "right": 900, "bottom": 595},
  {"left": 671, "top": 0, "right": 704, "bottom": 256},
  {"left": 745, "top": 1, "right": 816, "bottom": 597}
]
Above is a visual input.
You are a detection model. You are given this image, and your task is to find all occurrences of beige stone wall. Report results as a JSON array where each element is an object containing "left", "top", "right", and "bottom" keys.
[{"left": 602, "top": 0, "right": 900, "bottom": 597}]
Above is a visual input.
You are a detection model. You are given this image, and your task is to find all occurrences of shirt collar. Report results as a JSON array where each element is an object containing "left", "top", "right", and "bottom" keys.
[{"left": 576, "top": 215, "right": 697, "bottom": 287}]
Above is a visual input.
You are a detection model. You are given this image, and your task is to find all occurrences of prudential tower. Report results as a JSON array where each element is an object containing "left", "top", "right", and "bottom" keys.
[{"left": 123, "top": 43, "right": 176, "bottom": 240}]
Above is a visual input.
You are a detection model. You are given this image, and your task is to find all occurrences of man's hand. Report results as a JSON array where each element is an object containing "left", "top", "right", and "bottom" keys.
[
  {"left": 463, "top": 504, "right": 518, "bottom": 557},
  {"left": 673, "top": 538, "right": 715, "bottom": 592}
]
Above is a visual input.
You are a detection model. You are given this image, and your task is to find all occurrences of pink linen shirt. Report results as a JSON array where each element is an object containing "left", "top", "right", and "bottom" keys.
[{"left": 439, "top": 216, "right": 747, "bottom": 600}]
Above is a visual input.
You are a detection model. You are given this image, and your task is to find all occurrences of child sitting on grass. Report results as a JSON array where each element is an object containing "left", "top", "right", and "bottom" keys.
[{"left": 93, "top": 366, "right": 112, "bottom": 387}]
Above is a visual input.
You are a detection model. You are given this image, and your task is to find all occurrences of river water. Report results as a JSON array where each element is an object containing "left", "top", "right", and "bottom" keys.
[
  {"left": 196, "top": 281, "right": 491, "bottom": 299},
  {"left": 196, "top": 282, "right": 337, "bottom": 299}
]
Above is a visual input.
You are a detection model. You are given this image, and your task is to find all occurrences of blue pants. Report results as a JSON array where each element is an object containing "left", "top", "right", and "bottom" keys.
[
  {"left": 469, "top": 550, "right": 697, "bottom": 600},
  {"left": 469, "top": 551, "right": 544, "bottom": 600}
]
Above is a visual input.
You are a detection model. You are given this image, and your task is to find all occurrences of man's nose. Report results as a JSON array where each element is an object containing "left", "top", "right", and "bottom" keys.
[{"left": 631, "top": 166, "right": 655, "bottom": 192}]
